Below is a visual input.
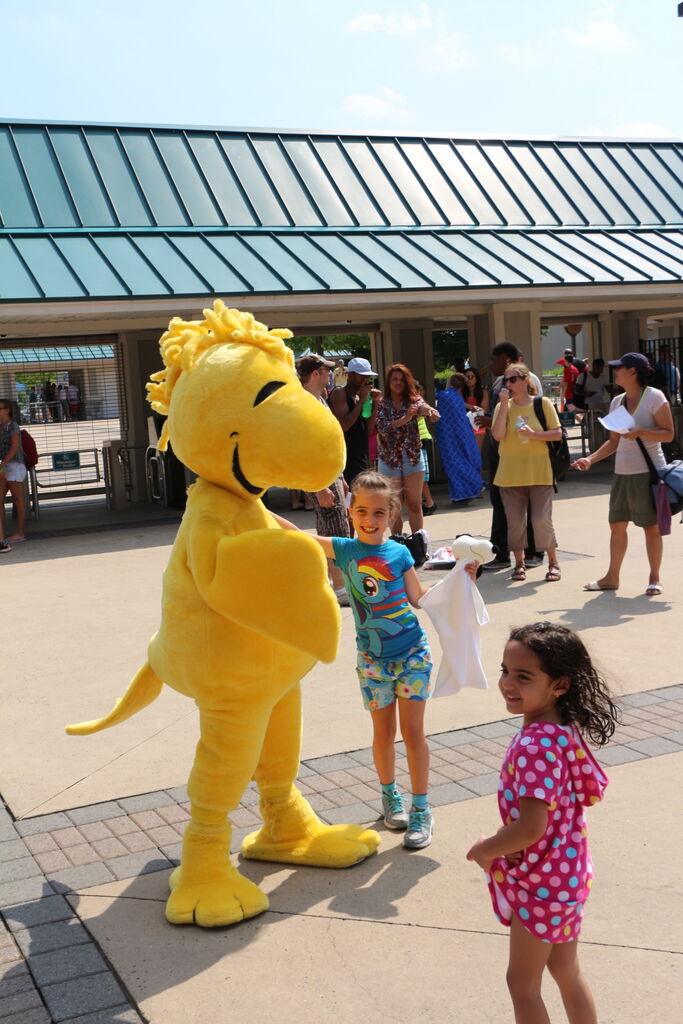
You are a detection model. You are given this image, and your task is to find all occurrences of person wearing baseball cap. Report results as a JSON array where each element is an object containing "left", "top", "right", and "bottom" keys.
[
  {"left": 296, "top": 354, "right": 335, "bottom": 378},
  {"left": 572, "top": 352, "right": 673, "bottom": 595},
  {"left": 329, "top": 357, "right": 381, "bottom": 485},
  {"left": 346, "top": 357, "right": 378, "bottom": 376}
]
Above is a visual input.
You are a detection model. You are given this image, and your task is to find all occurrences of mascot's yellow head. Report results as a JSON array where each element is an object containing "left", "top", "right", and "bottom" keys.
[{"left": 147, "top": 301, "right": 345, "bottom": 497}]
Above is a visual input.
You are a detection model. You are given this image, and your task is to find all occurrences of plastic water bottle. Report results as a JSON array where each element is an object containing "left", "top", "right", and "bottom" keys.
[
  {"left": 516, "top": 416, "right": 529, "bottom": 443},
  {"left": 362, "top": 395, "right": 373, "bottom": 417}
]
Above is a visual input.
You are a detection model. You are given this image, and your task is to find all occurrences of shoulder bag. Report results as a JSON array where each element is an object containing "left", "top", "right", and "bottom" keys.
[{"left": 533, "top": 396, "right": 570, "bottom": 490}]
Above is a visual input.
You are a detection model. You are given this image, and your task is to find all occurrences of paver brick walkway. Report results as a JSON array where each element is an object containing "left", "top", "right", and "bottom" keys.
[{"left": 1, "top": 682, "right": 681, "bottom": 1023}]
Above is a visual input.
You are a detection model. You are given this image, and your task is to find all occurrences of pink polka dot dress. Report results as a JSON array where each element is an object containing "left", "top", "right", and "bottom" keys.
[{"left": 486, "top": 721, "right": 609, "bottom": 943}]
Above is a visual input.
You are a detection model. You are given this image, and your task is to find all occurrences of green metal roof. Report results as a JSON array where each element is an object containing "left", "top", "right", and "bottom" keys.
[
  {"left": 1, "top": 119, "right": 681, "bottom": 302},
  {"left": 2, "top": 228, "right": 682, "bottom": 301}
]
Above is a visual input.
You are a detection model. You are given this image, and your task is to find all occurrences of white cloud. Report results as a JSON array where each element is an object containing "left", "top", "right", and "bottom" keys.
[
  {"left": 345, "top": 3, "right": 432, "bottom": 36},
  {"left": 341, "top": 86, "right": 415, "bottom": 122},
  {"left": 564, "top": 10, "right": 631, "bottom": 50},
  {"left": 496, "top": 42, "right": 538, "bottom": 69},
  {"left": 416, "top": 32, "right": 475, "bottom": 71}
]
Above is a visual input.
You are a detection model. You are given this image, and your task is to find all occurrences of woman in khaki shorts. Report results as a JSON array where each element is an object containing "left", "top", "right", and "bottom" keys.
[
  {"left": 491, "top": 365, "right": 563, "bottom": 582},
  {"left": 572, "top": 352, "right": 674, "bottom": 596}
]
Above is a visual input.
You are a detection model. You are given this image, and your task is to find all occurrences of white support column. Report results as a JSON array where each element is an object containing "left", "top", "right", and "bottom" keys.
[
  {"left": 503, "top": 306, "right": 542, "bottom": 374},
  {"left": 378, "top": 320, "right": 435, "bottom": 400}
]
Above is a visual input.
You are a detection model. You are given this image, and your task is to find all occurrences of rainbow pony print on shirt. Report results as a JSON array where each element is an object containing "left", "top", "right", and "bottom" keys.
[{"left": 347, "top": 554, "right": 415, "bottom": 657}]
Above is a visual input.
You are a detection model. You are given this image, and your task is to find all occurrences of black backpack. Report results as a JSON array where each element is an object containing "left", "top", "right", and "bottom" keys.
[
  {"left": 390, "top": 531, "right": 429, "bottom": 568},
  {"left": 533, "top": 397, "right": 570, "bottom": 489}
]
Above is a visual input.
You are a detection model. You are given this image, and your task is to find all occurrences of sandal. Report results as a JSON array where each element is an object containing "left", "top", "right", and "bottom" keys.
[
  {"left": 511, "top": 565, "right": 526, "bottom": 581},
  {"left": 545, "top": 564, "right": 561, "bottom": 582},
  {"left": 645, "top": 583, "right": 662, "bottom": 596}
]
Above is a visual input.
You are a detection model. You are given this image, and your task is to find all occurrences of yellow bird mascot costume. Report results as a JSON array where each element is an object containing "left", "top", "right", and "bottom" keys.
[{"left": 67, "top": 301, "right": 380, "bottom": 927}]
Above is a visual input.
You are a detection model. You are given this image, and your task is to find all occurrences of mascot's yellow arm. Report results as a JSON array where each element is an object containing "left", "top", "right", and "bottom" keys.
[{"left": 189, "top": 522, "right": 340, "bottom": 664}]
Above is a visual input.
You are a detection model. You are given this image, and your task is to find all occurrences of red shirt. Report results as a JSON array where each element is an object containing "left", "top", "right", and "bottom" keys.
[{"left": 563, "top": 363, "right": 579, "bottom": 400}]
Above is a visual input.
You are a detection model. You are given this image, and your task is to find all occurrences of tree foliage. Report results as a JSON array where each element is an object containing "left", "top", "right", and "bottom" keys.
[{"left": 289, "top": 333, "right": 371, "bottom": 358}]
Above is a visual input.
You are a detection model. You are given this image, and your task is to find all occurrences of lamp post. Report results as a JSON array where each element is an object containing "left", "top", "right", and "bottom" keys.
[{"left": 563, "top": 323, "right": 582, "bottom": 356}]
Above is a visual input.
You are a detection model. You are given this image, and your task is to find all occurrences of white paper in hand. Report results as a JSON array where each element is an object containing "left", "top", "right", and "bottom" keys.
[{"left": 598, "top": 404, "right": 635, "bottom": 434}]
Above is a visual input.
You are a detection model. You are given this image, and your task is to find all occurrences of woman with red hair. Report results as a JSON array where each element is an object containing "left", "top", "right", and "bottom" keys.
[{"left": 376, "top": 364, "right": 439, "bottom": 534}]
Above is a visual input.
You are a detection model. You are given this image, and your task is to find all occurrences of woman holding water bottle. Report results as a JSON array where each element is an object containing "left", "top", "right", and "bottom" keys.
[
  {"left": 376, "top": 363, "right": 439, "bottom": 535},
  {"left": 491, "top": 364, "right": 563, "bottom": 582}
]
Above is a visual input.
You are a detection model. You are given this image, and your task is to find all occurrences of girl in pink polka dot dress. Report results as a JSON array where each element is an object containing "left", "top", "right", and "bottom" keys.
[{"left": 467, "top": 622, "right": 619, "bottom": 1024}]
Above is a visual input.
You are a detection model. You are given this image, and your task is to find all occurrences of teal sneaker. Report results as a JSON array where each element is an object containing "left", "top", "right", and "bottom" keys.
[
  {"left": 381, "top": 790, "right": 409, "bottom": 830},
  {"left": 403, "top": 807, "right": 433, "bottom": 849}
]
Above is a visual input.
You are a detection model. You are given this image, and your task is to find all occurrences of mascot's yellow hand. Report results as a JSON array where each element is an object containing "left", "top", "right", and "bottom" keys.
[{"left": 190, "top": 527, "right": 341, "bottom": 663}]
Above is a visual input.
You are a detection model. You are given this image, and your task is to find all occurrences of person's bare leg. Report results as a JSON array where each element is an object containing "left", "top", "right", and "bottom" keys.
[
  {"left": 329, "top": 561, "right": 345, "bottom": 591},
  {"left": 507, "top": 914, "right": 553, "bottom": 1024},
  {"left": 404, "top": 470, "right": 425, "bottom": 533},
  {"left": 7, "top": 481, "right": 25, "bottom": 540},
  {"left": 397, "top": 698, "right": 429, "bottom": 795},
  {"left": 387, "top": 478, "right": 403, "bottom": 535},
  {"left": 643, "top": 524, "right": 663, "bottom": 587},
  {"left": 0, "top": 477, "right": 7, "bottom": 541},
  {"left": 370, "top": 703, "right": 398, "bottom": 785},
  {"left": 547, "top": 940, "right": 598, "bottom": 1024},
  {"left": 591, "top": 520, "right": 627, "bottom": 588}
]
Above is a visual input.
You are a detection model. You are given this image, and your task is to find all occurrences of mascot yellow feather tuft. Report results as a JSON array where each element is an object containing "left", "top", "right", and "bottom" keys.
[{"left": 67, "top": 301, "right": 380, "bottom": 927}]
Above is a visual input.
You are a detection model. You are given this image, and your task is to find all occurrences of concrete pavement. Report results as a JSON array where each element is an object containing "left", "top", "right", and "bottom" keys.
[{"left": 1, "top": 475, "right": 682, "bottom": 1023}]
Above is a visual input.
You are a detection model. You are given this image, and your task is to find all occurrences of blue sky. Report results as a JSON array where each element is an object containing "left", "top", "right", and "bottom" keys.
[{"left": 2, "top": 1, "right": 681, "bottom": 138}]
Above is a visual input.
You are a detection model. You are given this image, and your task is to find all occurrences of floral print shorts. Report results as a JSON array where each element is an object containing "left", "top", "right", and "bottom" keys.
[{"left": 356, "top": 641, "right": 432, "bottom": 710}]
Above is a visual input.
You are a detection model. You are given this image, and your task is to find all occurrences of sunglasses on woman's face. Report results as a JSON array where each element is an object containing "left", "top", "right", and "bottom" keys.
[{"left": 503, "top": 376, "right": 522, "bottom": 384}]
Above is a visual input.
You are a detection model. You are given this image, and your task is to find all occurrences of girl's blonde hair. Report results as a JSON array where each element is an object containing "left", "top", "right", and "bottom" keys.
[
  {"left": 511, "top": 363, "right": 538, "bottom": 396},
  {"left": 350, "top": 470, "right": 400, "bottom": 519}
]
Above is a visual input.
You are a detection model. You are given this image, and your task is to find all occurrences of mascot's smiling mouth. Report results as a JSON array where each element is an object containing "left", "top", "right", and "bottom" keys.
[
  {"left": 230, "top": 381, "right": 288, "bottom": 495},
  {"left": 231, "top": 440, "right": 262, "bottom": 495}
]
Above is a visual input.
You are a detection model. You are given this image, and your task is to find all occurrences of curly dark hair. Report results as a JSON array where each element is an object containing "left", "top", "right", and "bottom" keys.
[{"left": 508, "top": 622, "right": 620, "bottom": 746}]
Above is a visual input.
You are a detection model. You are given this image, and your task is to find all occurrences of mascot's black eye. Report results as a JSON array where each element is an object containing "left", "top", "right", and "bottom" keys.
[
  {"left": 253, "top": 381, "right": 286, "bottom": 406},
  {"left": 363, "top": 577, "right": 379, "bottom": 597}
]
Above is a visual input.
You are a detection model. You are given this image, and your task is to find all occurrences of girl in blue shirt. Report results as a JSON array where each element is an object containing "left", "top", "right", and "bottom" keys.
[{"left": 312, "top": 470, "right": 476, "bottom": 851}]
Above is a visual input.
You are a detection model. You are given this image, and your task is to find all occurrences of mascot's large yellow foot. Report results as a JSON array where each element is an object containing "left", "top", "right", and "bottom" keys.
[
  {"left": 241, "top": 788, "right": 380, "bottom": 868},
  {"left": 166, "top": 821, "right": 269, "bottom": 927},
  {"left": 166, "top": 864, "right": 268, "bottom": 927}
]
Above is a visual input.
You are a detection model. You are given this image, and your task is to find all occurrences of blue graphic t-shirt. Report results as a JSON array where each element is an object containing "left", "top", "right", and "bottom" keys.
[{"left": 332, "top": 537, "right": 427, "bottom": 660}]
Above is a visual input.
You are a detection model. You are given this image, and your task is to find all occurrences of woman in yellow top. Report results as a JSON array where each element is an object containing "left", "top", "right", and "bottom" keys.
[{"left": 491, "top": 365, "right": 562, "bottom": 582}]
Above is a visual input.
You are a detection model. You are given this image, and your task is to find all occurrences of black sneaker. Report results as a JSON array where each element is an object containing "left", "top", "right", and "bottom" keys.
[
  {"left": 480, "top": 556, "right": 511, "bottom": 571},
  {"left": 524, "top": 555, "right": 543, "bottom": 568},
  {"left": 0, "top": 541, "right": 11, "bottom": 553}
]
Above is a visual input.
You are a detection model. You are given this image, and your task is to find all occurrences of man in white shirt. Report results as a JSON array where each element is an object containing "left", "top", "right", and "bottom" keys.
[{"left": 583, "top": 358, "right": 609, "bottom": 412}]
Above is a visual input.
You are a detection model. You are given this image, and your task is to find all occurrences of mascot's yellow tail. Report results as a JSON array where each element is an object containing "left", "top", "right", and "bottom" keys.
[{"left": 66, "top": 662, "right": 164, "bottom": 735}]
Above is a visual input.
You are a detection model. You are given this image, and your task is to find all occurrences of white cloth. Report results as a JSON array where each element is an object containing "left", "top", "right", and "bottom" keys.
[
  {"left": 419, "top": 560, "right": 489, "bottom": 697},
  {"left": 610, "top": 387, "right": 667, "bottom": 474}
]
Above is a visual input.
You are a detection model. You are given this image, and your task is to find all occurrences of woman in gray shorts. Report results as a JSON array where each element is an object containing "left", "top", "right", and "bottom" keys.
[{"left": 572, "top": 353, "right": 674, "bottom": 596}]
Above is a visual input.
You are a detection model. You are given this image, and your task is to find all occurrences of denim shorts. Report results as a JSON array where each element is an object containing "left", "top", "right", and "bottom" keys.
[
  {"left": 2, "top": 462, "right": 27, "bottom": 483},
  {"left": 356, "top": 641, "right": 432, "bottom": 710},
  {"left": 377, "top": 451, "right": 424, "bottom": 479}
]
